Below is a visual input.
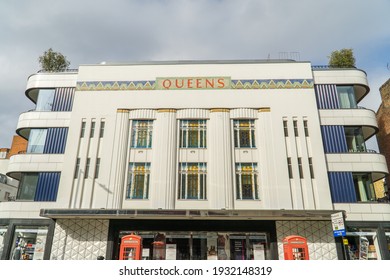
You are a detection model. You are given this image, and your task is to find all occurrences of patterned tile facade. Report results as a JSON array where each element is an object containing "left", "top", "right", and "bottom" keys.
[
  {"left": 50, "top": 219, "right": 109, "bottom": 260},
  {"left": 276, "top": 221, "right": 338, "bottom": 260},
  {"left": 76, "top": 79, "right": 314, "bottom": 91}
]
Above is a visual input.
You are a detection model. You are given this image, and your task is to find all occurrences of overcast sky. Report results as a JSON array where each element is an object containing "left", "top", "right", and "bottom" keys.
[{"left": 0, "top": 0, "right": 389, "bottom": 149}]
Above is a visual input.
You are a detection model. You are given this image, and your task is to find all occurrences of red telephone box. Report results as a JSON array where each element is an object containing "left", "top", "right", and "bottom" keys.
[
  {"left": 283, "top": 235, "right": 309, "bottom": 260},
  {"left": 119, "top": 234, "right": 143, "bottom": 260}
]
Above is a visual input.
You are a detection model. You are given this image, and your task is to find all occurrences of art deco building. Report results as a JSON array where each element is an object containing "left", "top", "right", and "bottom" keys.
[{"left": 0, "top": 60, "right": 389, "bottom": 260}]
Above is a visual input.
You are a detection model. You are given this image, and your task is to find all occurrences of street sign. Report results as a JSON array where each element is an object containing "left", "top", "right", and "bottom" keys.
[{"left": 331, "top": 212, "right": 346, "bottom": 237}]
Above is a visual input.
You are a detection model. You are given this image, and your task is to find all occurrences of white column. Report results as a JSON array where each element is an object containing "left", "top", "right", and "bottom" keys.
[
  {"left": 107, "top": 109, "right": 130, "bottom": 209},
  {"left": 150, "top": 109, "right": 177, "bottom": 209},
  {"left": 208, "top": 109, "right": 234, "bottom": 209}
]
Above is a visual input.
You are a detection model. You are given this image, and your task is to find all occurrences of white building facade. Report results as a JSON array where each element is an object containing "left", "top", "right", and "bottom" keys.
[{"left": 0, "top": 60, "right": 389, "bottom": 260}]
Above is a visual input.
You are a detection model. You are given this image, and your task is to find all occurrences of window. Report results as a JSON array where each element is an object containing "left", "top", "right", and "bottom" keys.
[
  {"left": 90, "top": 121, "right": 95, "bottom": 138},
  {"left": 126, "top": 163, "right": 150, "bottom": 199},
  {"left": 16, "top": 173, "right": 60, "bottom": 202},
  {"left": 0, "top": 226, "right": 7, "bottom": 258},
  {"left": 4, "top": 192, "right": 10, "bottom": 200},
  {"left": 353, "top": 173, "right": 376, "bottom": 202},
  {"left": 74, "top": 158, "right": 80, "bottom": 179},
  {"left": 179, "top": 163, "right": 207, "bottom": 200},
  {"left": 345, "top": 127, "right": 366, "bottom": 152},
  {"left": 84, "top": 158, "right": 91, "bottom": 179},
  {"left": 99, "top": 121, "right": 105, "bottom": 138},
  {"left": 9, "top": 226, "right": 48, "bottom": 260},
  {"left": 27, "top": 129, "right": 47, "bottom": 153},
  {"left": 283, "top": 120, "right": 288, "bottom": 137},
  {"left": 179, "top": 120, "right": 207, "bottom": 148},
  {"left": 308, "top": 158, "right": 314, "bottom": 179},
  {"left": 80, "top": 121, "right": 86, "bottom": 138},
  {"left": 337, "top": 86, "right": 357, "bottom": 109},
  {"left": 303, "top": 120, "right": 309, "bottom": 137},
  {"left": 131, "top": 120, "right": 153, "bottom": 148},
  {"left": 17, "top": 173, "right": 39, "bottom": 200},
  {"left": 298, "top": 158, "right": 303, "bottom": 179},
  {"left": 293, "top": 120, "right": 298, "bottom": 137},
  {"left": 35, "top": 89, "right": 55, "bottom": 111},
  {"left": 233, "top": 120, "right": 256, "bottom": 148},
  {"left": 287, "top": 158, "right": 293, "bottom": 179},
  {"left": 94, "top": 158, "right": 101, "bottom": 179},
  {"left": 0, "top": 173, "right": 7, "bottom": 184},
  {"left": 235, "top": 163, "right": 259, "bottom": 200}
]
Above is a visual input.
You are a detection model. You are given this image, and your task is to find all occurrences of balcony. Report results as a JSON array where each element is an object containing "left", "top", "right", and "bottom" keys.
[{"left": 326, "top": 153, "right": 388, "bottom": 182}]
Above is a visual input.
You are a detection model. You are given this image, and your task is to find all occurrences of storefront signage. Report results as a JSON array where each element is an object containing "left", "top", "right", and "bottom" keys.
[
  {"left": 156, "top": 77, "right": 231, "bottom": 90},
  {"left": 331, "top": 212, "right": 346, "bottom": 237}
]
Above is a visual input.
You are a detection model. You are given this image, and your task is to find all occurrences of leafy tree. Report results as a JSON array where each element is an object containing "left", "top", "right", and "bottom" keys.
[
  {"left": 38, "top": 48, "right": 70, "bottom": 72},
  {"left": 328, "top": 48, "right": 356, "bottom": 68}
]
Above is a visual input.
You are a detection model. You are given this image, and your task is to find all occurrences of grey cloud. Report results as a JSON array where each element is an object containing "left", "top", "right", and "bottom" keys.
[{"left": 1, "top": 0, "right": 390, "bottom": 148}]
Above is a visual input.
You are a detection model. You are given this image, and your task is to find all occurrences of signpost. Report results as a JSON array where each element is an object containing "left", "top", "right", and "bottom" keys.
[{"left": 331, "top": 212, "right": 346, "bottom": 237}]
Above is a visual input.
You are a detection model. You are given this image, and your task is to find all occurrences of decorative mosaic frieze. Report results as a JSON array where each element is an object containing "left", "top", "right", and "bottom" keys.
[{"left": 76, "top": 78, "right": 313, "bottom": 91}]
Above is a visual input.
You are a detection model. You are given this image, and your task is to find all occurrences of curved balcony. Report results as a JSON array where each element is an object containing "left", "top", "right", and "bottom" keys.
[
  {"left": 312, "top": 67, "right": 369, "bottom": 102},
  {"left": 25, "top": 72, "right": 77, "bottom": 101},
  {"left": 16, "top": 111, "right": 71, "bottom": 139},
  {"left": 6, "top": 154, "right": 64, "bottom": 180},
  {"left": 326, "top": 152, "right": 388, "bottom": 181},
  {"left": 319, "top": 107, "right": 378, "bottom": 139}
]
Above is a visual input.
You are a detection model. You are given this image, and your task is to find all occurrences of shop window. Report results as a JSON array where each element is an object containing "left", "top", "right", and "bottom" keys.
[
  {"left": 118, "top": 231, "right": 270, "bottom": 260},
  {"left": 9, "top": 226, "right": 48, "bottom": 260},
  {"left": 131, "top": 120, "right": 153, "bottom": 148},
  {"left": 344, "top": 228, "right": 378, "bottom": 260},
  {"left": 385, "top": 229, "right": 390, "bottom": 256},
  {"left": 126, "top": 163, "right": 150, "bottom": 199},
  {"left": 179, "top": 120, "right": 206, "bottom": 148},
  {"left": 0, "top": 226, "right": 7, "bottom": 258},
  {"left": 233, "top": 119, "right": 256, "bottom": 148},
  {"left": 235, "top": 163, "right": 259, "bottom": 200},
  {"left": 178, "top": 163, "right": 207, "bottom": 200},
  {"left": 337, "top": 86, "right": 357, "bottom": 109}
]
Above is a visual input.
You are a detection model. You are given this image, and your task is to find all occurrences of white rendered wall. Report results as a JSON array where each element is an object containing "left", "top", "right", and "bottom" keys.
[{"left": 4, "top": 61, "right": 337, "bottom": 218}]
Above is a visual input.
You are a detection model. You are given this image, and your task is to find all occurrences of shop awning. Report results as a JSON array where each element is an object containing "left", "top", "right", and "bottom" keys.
[{"left": 40, "top": 208, "right": 341, "bottom": 221}]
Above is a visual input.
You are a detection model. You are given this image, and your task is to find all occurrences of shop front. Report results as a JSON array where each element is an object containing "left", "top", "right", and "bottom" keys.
[
  {"left": 108, "top": 219, "right": 277, "bottom": 260},
  {"left": 343, "top": 222, "right": 390, "bottom": 260},
  {"left": 0, "top": 219, "right": 55, "bottom": 260}
]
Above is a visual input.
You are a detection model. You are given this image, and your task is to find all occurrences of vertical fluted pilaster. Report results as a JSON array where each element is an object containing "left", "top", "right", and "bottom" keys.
[
  {"left": 151, "top": 109, "right": 177, "bottom": 209},
  {"left": 208, "top": 109, "right": 234, "bottom": 209},
  {"left": 107, "top": 109, "right": 130, "bottom": 209}
]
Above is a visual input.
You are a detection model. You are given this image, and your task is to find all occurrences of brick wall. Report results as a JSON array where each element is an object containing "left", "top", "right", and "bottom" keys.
[
  {"left": 7, "top": 135, "right": 27, "bottom": 158},
  {"left": 377, "top": 78, "right": 390, "bottom": 184}
]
